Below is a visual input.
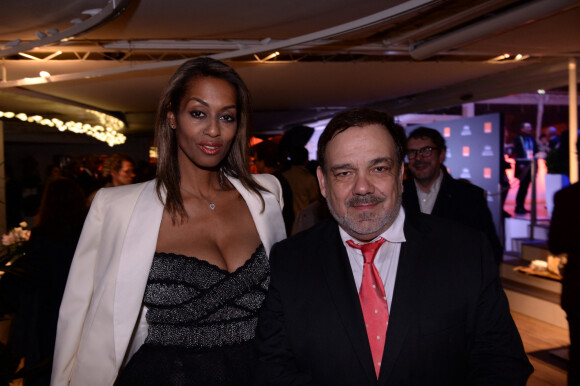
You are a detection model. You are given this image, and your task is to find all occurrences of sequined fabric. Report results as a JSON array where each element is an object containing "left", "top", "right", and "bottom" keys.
[
  {"left": 144, "top": 243, "right": 269, "bottom": 349},
  {"left": 116, "top": 244, "right": 269, "bottom": 385}
]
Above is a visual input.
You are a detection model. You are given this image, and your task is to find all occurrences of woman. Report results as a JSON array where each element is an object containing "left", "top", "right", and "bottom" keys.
[
  {"left": 51, "top": 57, "right": 286, "bottom": 385},
  {"left": 8, "top": 178, "right": 87, "bottom": 385}
]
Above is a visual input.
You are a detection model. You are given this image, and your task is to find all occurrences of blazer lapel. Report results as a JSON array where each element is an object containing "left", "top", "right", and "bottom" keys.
[
  {"left": 114, "top": 180, "right": 165, "bottom": 366},
  {"left": 379, "top": 217, "right": 427, "bottom": 383},
  {"left": 320, "top": 223, "right": 377, "bottom": 383},
  {"left": 227, "top": 175, "right": 286, "bottom": 255}
]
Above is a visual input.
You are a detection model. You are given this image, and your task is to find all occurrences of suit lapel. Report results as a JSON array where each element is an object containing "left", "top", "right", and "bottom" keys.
[
  {"left": 320, "top": 223, "right": 377, "bottom": 383},
  {"left": 114, "top": 181, "right": 165, "bottom": 366},
  {"left": 402, "top": 180, "right": 421, "bottom": 215},
  {"left": 432, "top": 172, "right": 453, "bottom": 216},
  {"left": 379, "top": 216, "right": 427, "bottom": 383}
]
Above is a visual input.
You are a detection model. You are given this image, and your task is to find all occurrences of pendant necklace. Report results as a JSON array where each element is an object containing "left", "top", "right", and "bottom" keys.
[{"left": 180, "top": 185, "right": 221, "bottom": 210}]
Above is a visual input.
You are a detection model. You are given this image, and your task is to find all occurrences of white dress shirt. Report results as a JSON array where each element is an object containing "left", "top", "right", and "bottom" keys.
[
  {"left": 340, "top": 207, "right": 406, "bottom": 309},
  {"left": 415, "top": 171, "right": 443, "bottom": 214}
]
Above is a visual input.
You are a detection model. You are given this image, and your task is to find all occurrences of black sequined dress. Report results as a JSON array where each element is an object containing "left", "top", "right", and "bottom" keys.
[{"left": 116, "top": 244, "right": 269, "bottom": 386}]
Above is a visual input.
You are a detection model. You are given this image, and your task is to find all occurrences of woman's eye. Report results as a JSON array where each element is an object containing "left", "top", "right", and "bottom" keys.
[
  {"left": 190, "top": 111, "right": 206, "bottom": 118},
  {"left": 220, "top": 114, "right": 236, "bottom": 122}
]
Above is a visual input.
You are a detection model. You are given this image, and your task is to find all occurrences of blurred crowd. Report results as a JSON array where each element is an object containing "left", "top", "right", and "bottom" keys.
[{"left": 5, "top": 153, "right": 156, "bottom": 229}]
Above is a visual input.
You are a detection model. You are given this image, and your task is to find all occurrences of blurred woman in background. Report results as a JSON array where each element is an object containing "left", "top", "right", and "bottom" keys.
[{"left": 9, "top": 178, "right": 87, "bottom": 385}]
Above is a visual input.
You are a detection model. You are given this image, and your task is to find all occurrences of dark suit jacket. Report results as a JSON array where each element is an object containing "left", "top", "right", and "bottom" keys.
[
  {"left": 549, "top": 182, "right": 580, "bottom": 313},
  {"left": 402, "top": 171, "right": 503, "bottom": 265},
  {"left": 512, "top": 134, "right": 538, "bottom": 161},
  {"left": 255, "top": 216, "right": 532, "bottom": 385},
  {"left": 512, "top": 134, "right": 538, "bottom": 178}
]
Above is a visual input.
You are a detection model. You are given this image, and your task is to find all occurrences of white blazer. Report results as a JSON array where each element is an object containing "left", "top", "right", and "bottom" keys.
[{"left": 51, "top": 175, "right": 286, "bottom": 385}]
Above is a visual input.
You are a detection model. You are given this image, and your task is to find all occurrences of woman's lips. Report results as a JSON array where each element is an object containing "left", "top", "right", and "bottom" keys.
[{"left": 199, "top": 142, "right": 222, "bottom": 155}]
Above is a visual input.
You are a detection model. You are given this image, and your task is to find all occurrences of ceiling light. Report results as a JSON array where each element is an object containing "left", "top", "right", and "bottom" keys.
[
  {"left": 537, "top": 89, "right": 546, "bottom": 95},
  {"left": 490, "top": 53, "right": 510, "bottom": 61},
  {"left": 18, "top": 52, "right": 42, "bottom": 61},
  {"left": 39, "top": 71, "right": 51, "bottom": 78},
  {"left": 514, "top": 54, "right": 529, "bottom": 61},
  {"left": 44, "top": 51, "right": 62, "bottom": 60},
  {"left": 81, "top": 8, "right": 102, "bottom": 16},
  {"left": 255, "top": 51, "right": 280, "bottom": 62},
  {"left": 36, "top": 31, "right": 47, "bottom": 39},
  {"left": 0, "top": 110, "right": 126, "bottom": 146},
  {"left": 487, "top": 53, "right": 529, "bottom": 64}
]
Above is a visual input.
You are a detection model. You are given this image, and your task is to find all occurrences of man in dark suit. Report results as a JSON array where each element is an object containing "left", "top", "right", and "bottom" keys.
[
  {"left": 512, "top": 122, "right": 538, "bottom": 214},
  {"left": 255, "top": 107, "right": 532, "bottom": 385},
  {"left": 549, "top": 179, "right": 580, "bottom": 386},
  {"left": 402, "top": 127, "right": 503, "bottom": 265},
  {"left": 74, "top": 155, "right": 101, "bottom": 197}
]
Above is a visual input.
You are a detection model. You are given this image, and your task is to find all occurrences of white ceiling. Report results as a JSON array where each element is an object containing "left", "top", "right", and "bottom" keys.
[{"left": 0, "top": 0, "right": 579, "bottom": 138}]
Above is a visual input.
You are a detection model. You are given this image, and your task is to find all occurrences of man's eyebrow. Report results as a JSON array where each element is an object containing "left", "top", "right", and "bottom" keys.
[
  {"left": 329, "top": 157, "right": 395, "bottom": 172},
  {"left": 329, "top": 163, "right": 354, "bottom": 172},
  {"left": 369, "top": 157, "right": 395, "bottom": 166}
]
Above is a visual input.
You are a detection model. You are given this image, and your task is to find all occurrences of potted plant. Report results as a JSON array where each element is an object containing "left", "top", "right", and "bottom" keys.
[{"left": 0, "top": 222, "right": 30, "bottom": 385}]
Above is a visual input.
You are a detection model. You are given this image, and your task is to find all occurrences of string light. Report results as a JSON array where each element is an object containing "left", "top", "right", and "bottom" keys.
[{"left": 0, "top": 110, "right": 126, "bottom": 147}]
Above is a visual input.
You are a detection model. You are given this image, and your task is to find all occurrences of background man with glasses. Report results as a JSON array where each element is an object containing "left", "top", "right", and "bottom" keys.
[{"left": 402, "top": 127, "right": 503, "bottom": 265}]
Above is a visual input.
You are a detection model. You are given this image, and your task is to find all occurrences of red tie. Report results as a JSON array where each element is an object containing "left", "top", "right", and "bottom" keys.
[{"left": 347, "top": 238, "right": 388, "bottom": 378}]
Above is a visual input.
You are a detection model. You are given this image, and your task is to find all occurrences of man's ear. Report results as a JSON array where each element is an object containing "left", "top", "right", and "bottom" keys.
[
  {"left": 399, "top": 162, "right": 405, "bottom": 191},
  {"left": 439, "top": 149, "right": 446, "bottom": 165},
  {"left": 316, "top": 166, "right": 327, "bottom": 199}
]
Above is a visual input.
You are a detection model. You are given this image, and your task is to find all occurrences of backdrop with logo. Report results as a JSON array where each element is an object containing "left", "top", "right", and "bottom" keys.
[{"left": 406, "top": 113, "right": 503, "bottom": 237}]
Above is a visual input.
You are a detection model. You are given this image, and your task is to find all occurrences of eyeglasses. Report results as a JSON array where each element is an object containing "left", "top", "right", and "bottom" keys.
[{"left": 406, "top": 146, "right": 438, "bottom": 160}]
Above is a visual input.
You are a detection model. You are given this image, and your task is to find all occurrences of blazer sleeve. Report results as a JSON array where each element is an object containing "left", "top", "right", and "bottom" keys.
[
  {"left": 51, "top": 189, "right": 106, "bottom": 385},
  {"left": 471, "top": 189, "right": 503, "bottom": 266}
]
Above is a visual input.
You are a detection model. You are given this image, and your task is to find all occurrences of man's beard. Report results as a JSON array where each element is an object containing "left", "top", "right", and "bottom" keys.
[
  {"left": 327, "top": 193, "right": 402, "bottom": 237},
  {"left": 410, "top": 161, "right": 434, "bottom": 181}
]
